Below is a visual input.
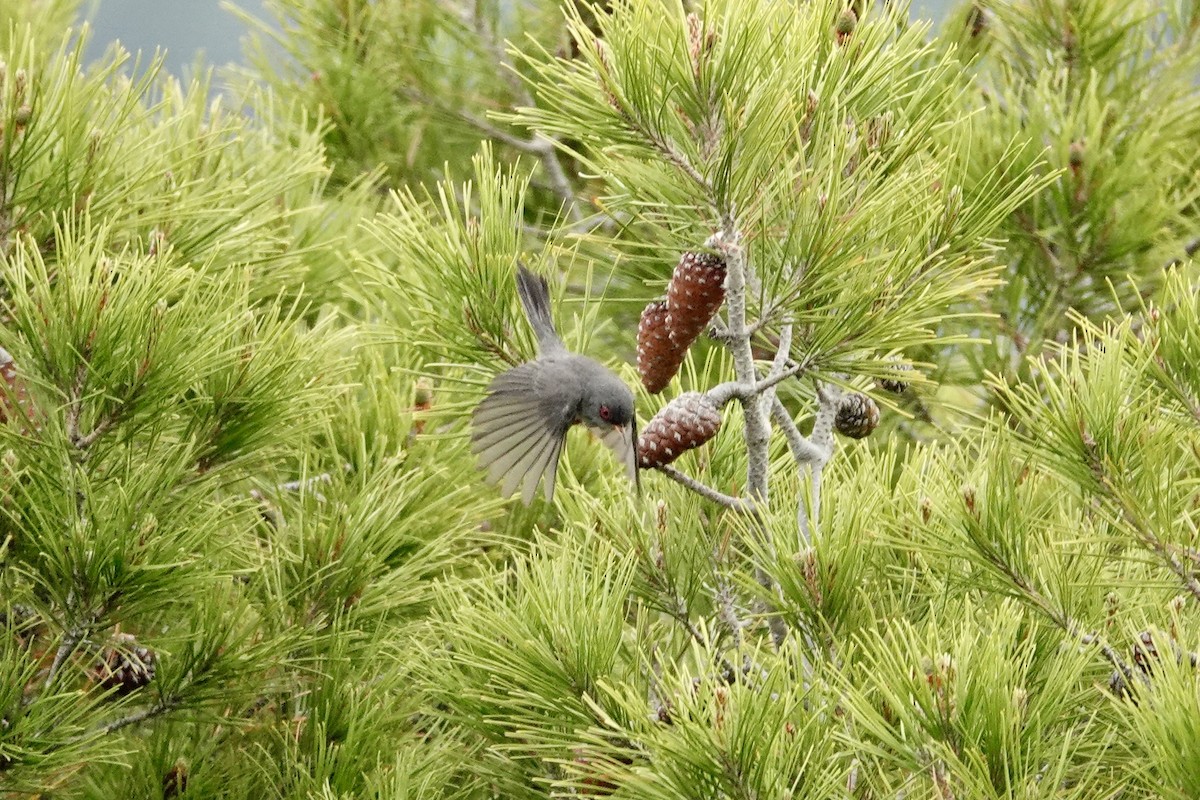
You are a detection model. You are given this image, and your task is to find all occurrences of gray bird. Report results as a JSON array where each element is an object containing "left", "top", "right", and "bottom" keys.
[{"left": 471, "top": 266, "right": 639, "bottom": 504}]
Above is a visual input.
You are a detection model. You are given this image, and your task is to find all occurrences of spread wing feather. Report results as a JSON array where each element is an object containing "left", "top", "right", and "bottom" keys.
[
  {"left": 471, "top": 416, "right": 543, "bottom": 453},
  {"left": 471, "top": 361, "right": 576, "bottom": 505}
]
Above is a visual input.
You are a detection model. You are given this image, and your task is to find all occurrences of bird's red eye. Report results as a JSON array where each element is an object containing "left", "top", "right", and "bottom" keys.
[{"left": 599, "top": 405, "right": 612, "bottom": 421}]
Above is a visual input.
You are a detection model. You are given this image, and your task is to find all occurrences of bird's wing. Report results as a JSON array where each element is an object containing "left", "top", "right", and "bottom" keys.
[{"left": 471, "top": 361, "right": 575, "bottom": 505}]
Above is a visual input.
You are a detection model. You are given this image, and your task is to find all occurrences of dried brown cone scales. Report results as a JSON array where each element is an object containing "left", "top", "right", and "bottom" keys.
[
  {"left": 665, "top": 252, "right": 726, "bottom": 349},
  {"left": 637, "top": 392, "right": 722, "bottom": 469},
  {"left": 637, "top": 298, "right": 686, "bottom": 394},
  {"left": 95, "top": 633, "right": 156, "bottom": 695},
  {"left": 835, "top": 392, "right": 880, "bottom": 439}
]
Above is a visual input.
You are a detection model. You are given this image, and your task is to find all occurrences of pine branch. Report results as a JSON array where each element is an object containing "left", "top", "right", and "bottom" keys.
[
  {"left": 706, "top": 360, "right": 808, "bottom": 408},
  {"left": 96, "top": 699, "right": 177, "bottom": 735},
  {"left": 464, "top": 14, "right": 586, "bottom": 224},
  {"left": 400, "top": 86, "right": 585, "bottom": 222},
  {"left": 971, "top": 521, "right": 1141, "bottom": 686},
  {"left": 708, "top": 228, "right": 771, "bottom": 502},
  {"left": 761, "top": 323, "right": 793, "bottom": 408},
  {"left": 769, "top": 397, "right": 826, "bottom": 469},
  {"left": 43, "top": 624, "right": 85, "bottom": 690},
  {"left": 1089, "top": 457, "right": 1200, "bottom": 604},
  {"left": 653, "top": 464, "right": 754, "bottom": 514},
  {"left": 708, "top": 317, "right": 767, "bottom": 342},
  {"left": 63, "top": 363, "right": 88, "bottom": 449}
]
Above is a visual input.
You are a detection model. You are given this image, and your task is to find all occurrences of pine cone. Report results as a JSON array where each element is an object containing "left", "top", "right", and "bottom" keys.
[
  {"left": 876, "top": 363, "right": 912, "bottom": 394},
  {"left": 1129, "top": 629, "right": 1199, "bottom": 675},
  {"left": 163, "top": 761, "right": 189, "bottom": 798},
  {"left": 665, "top": 252, "right": 726, "bottom": 349},
  {"left": 637, "top": 299, "right": 686, "bottom": 394},
  {"left": 835, "top": 393, "right": 879, "bottom": 439},
  {"left": 638, "top": 392, "right": 722, "bottom": 469},
  {"left": 1131, "top": 630, "right": 1159, "bottom": 675},
  {"left": 835, "top": 8, "right": 857, "bottom": 44},
  {"left": 95, "top": 633, "right": 156, "bottom": 695}
]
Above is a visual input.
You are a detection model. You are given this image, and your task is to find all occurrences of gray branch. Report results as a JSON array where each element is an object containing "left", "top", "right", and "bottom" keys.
[
  {"left": 44, "top": 625, "right": 85, "bottom": 690},
  {"left": 653, "top": 464, "right": 755, "bottom": 514},
  {"left": 708, "top": 228, "right": 771, "bottom": 503},
  {"left": 769, "top": 396, "right": 826, "bottom": 467},
  {"left": 708, "top": 226, "right": 789, "bottom": 648}
]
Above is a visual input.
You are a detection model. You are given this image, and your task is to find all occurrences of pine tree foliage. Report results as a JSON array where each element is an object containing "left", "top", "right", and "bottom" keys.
[
  {"left": 1, "top": 0, "right": 1199, "bottom": 798},
  {"left": 233, "top": 0, "right": 592, "bottom": 201},
  {"left": 931, "top": 0, "right": 1200, "bottom": 411}
]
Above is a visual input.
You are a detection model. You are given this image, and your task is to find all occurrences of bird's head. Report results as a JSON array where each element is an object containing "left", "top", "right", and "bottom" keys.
[
  {"left": 579, "top": 369, "right": 635, "bottom": 429},
  {"left": 578, "top": 368, "right": 640, "bottom": 488}
]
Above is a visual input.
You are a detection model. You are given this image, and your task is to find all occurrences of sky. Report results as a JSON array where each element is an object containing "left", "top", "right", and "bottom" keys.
[
  {"left": 84, "top": 0, "right": 270, "bottom": 75},
  {"left": 85, "top": 0, "right": 957, "bottom": 77}
]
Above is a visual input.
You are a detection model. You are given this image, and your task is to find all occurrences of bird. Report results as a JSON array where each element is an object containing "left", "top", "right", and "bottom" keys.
[{"left": 471, "top": 265, "right": 639, "bottom": 505}]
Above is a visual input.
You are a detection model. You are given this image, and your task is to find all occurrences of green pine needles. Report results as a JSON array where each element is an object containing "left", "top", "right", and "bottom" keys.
[{"left": 0, "top": 0, "right": 1198, "bottom": 797}]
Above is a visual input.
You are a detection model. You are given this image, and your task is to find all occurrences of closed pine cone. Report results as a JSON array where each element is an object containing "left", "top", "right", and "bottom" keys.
[
  {"left": 96, "top": 633, "right": 156, "bottom": 695},
  {"left": 638, "top": 392, "right": 722, "bottom": 468},
  {"left": 876, "top": 363, "right": 912, "bottom": 394},
  {"left": 835, "top": 393, "right": 880, "bottom": 439},
  {"left": 665, "top": 252, "right": 726, "bottom": 349},
  {"left": 638, "top": 298, "right": 686, "bottom": 393}
]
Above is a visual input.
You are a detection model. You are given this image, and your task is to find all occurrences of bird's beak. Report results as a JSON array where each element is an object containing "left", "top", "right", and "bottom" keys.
[
  {"left": 629, "top": 418, "right": 641, "bottom": 495},
  {"left": 593, "top": 420, "right": 640, "bottom": 493}
]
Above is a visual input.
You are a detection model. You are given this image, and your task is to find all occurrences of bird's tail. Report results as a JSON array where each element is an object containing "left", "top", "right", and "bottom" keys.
[{"left": 516, "top": 264, "right": 565, "bottom": 354}]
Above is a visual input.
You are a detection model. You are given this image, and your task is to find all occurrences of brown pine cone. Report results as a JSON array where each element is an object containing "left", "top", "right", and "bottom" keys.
[
  {"left": 835, "top": 393, "right": 879, "bottom": 439},
  {"left": 95, "top": 633, "right": 156, "bottom": 695},
  {"left": 638, "top": 392, "right": 722, "bottom": 468},
  {"left": 637, "top": 298, "right": 686, "bottom": 394},
  {"left": 163, "top": 761, "right": 189, "bottom": 798},
  {"left": 1131, "top": 630, "right": 1159, "bottom": 675},
  {"left": 876, "top": 363, "right": 912, "bottom": 394},
  {"left": 665, "top": 252, "right": 726, "bottom": 349}
]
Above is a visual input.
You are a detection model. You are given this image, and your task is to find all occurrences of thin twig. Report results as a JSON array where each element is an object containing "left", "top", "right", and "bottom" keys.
[
  {"left": 653, "top": 464, "right": 754, "bottom": 514},
  {"left": 73, "top": 418, "right": 115, "bottom": 451},
  {"left": 400, "top": 85, "right": 585, "bottom": 222},
  {"left": 769, "top": 397, "right": 826, "bottom": 467},
  {"left": 807, "top": 467, "right": 824, "bottom": 543},
  {"left": 706, "top": 357, "right": 812, "bottom": 409},
  {"left": 43, "top": 625, "right": 85, "bottom": 690},
  {"left": 1081, "top": 435, "right": 1200, "bottom": 603},
  {"left": 64, "top": 363, "right": 88, "bottom": 448},
  {"left": 74, "top": 699, "right": 178, "bottom": 738},
  {"left": 713, "top": 578, "right": 745, "bottom": 650},
  {"left": 980, "top": 539, "right": 1141, "bottom": 686},
  {"left": 759, "top": 322, "right": 793, "bottom": 415},
  {"left": 1111, "top": 483, "right": 1200, "bottom": 603},
  {"left": 468, "top": 21, "right": 586, "bottom": 223}
]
